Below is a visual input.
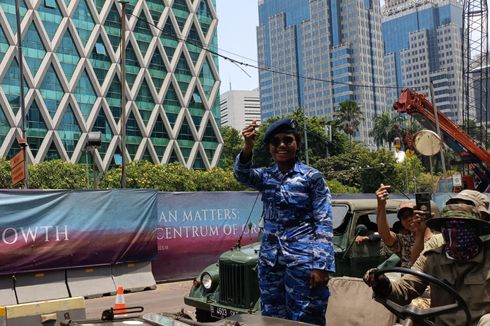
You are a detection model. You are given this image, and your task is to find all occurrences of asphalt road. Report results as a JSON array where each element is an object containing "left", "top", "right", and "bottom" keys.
[{"left": 84, "top": 280, "right": 195, "bottom": 320}]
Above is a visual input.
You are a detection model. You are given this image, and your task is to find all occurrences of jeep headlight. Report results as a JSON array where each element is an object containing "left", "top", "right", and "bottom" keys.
[{"left": 201, "top": 273, "right": 213, "bottom": 290}]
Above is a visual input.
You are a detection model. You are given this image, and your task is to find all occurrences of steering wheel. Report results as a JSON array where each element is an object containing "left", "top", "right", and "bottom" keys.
[{"left": 374, "top": 267, "right": 471, "bottom": 326}]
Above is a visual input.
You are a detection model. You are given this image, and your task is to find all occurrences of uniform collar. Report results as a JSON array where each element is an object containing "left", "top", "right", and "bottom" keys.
[{"left": 271, "top": 161, "right": 305, "bottom": 175}]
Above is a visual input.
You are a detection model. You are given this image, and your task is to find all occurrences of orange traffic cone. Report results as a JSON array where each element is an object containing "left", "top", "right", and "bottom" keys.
[{"left": 114, "top": 286, "right": 127, "bottom": 313}]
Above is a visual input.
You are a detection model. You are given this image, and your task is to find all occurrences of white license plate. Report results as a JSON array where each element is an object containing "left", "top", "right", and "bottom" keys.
[{"left": 210, "top": 304, "right": 239, "bottom": 319}]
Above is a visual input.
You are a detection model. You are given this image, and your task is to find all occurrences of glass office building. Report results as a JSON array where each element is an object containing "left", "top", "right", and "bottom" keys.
[
  {"left": 0, "top": 0, "right": 221, "bottom": 171},
  {"left": 257, "top": 0, "right": 385, "bottom": 146},
  {"left": 382, "top": 0, "right": 464, "bottom": 123}
]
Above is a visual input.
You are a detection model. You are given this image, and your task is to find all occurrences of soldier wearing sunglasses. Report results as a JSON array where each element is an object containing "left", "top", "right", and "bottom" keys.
[{"left": 234, "top": 118, "right": 334, "bottom": 326}]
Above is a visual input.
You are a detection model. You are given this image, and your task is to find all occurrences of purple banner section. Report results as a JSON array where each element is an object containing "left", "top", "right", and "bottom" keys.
[
  {"left": 0, "top": 189, "right": 157, "bottom": 275},
  {"left": 153, "top": 192, "right": 263, "bottom": 281}
]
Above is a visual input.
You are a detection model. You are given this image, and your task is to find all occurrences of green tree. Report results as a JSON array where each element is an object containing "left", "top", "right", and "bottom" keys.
[
  {"left": 220, "top": 126, "right": 244, "bottom": 169},
  {"left": 0, "top": 159, "right": 12, "bottom": 189},
  {"left": 327, "top": 179, "right": 360, "bottom": 194},
  {"left": 333, "top": 100, "right": 364, "bottom": 143},
  {"left": 290, "top": 109, "right": 329, "bottom": 164},
  {"left": 99, "top": 161, "right": 198, "bottom": 191},
  {"left": 392, "top": 156, "right": 426, "bottom": 194},
  {"left": 193, "top": 168, "right": 247, "bottom": 191},
  {"left": 315, "top": 144, "right": 372, "bottom": 189},
  {"left": 357, "top": 149, "right": 399, "bottom": 193},
  {"left": 369, "top": 113, "right": 407, "bottom": 150},
  {"left": 325, "top": 120, "right": 350, "bottom": 157},
  {"left": 414, "top": 172, "right": 434, "bottom": 193},
  {"left": 29, "top": 160, "right": 88, "bottom": 189}
]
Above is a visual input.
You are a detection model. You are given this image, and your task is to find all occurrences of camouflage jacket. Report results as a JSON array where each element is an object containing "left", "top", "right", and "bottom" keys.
[{"left": 234, "top": 153, "right": 335, "bottom": 272}]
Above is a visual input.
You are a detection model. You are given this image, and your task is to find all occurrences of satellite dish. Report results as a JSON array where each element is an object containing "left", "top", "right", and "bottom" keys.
[{"left": 414, "top": 130, "right": 442, "bottom": 156}]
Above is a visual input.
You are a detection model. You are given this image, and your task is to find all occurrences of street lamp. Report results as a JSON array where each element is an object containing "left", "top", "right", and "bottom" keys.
[
  {"left": 85, "top": 131, "right": 102, "bottom": 189},
  {"left": 119, "top": 0, "right": 128, "bottom": 188}
]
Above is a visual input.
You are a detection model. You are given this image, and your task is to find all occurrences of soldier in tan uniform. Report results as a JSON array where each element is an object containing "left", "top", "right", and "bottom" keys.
[{"left": 365, "top": 203, "right": 490, "bottom": 326}]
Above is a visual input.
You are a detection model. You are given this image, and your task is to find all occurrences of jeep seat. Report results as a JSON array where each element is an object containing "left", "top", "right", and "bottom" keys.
[{"left": 326, "top": 277, "right": 396, "bottom": 326}]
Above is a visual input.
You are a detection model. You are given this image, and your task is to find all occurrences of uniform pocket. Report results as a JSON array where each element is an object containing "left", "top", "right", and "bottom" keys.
[
  {"left": 464, "top": 269, "right": 490, "bottom": 285},
  {"left": 463, "top": 268, "right": 490, "bottom": 307}
]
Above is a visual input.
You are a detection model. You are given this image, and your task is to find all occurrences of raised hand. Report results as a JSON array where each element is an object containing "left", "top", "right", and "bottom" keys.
[
  {"left": 376, "top": 184, "right": 391, "bottom": 206},
  {"left": 242, "top": 120, "right": 259, "bottom": 155}
]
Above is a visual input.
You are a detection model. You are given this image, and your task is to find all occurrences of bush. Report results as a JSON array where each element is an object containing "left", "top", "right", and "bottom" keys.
[
  {"left": 99, "top": 161, "right": 198, "bottom": 191},
  {"left": 29, "top": 160, "right": 88, "bottom": 189},
  {"left": 327, "top": 179, "right": 360, "bottom": 194},
  {"left": 193, "top": 168, "right": 247, "bottom": 191},
  {"left": 0, "top": 159, "right": 12, "bottom": 189}
]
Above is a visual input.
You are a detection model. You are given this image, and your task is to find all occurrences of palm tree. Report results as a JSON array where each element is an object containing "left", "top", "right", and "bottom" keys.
[
  {"left": 370, "top": 112, "right": 392, "bottom": 149},
  {"left": 333, "top": 100, "right": 364, "bottom": 144},
  {"left": 369, "top": 113, "right": 405, "bottom": 150}
]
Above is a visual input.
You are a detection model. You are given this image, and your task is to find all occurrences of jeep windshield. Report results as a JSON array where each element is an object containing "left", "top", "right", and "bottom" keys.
[{"left": 332, "top": 204, "right": 349, "bottom": 229}]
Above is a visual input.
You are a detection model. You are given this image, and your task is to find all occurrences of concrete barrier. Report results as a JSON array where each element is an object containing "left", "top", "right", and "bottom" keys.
[
  {"left": 112, "top": 261, "right": 156, "bottom": 292},
  {"left": 67, "top": 266, "right": 117, "bottom": 298},
  {"left": 0, "top": 276, "right": 17, "bottom": 306},
  {"left": 14, "top": 271, "right": 69, "bottom": 304},
  {"left": 0, "top": 306, "right": 6, "bottom": 326},
  {"left": 0, "top": 297, "right": 85, "bottom": 326}
]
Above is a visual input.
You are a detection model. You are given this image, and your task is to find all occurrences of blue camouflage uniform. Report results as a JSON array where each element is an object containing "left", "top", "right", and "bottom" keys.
[{"left": 234, "top": 154, "right": 335, "bottom": 326}]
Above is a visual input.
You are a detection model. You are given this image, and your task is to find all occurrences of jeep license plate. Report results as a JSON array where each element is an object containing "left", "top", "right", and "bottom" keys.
[{"left": 210, "top": 305, "right": 238, "bottom": 319}]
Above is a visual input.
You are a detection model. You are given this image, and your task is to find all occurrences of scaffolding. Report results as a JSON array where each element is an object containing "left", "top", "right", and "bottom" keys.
[{"left": 462, "top": 0, "right": 489, "bottom": 148}]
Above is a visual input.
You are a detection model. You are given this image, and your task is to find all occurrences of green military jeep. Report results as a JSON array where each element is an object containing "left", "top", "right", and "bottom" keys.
[{"left": 184, "top": 198, "right": 407, "bottom": 322}]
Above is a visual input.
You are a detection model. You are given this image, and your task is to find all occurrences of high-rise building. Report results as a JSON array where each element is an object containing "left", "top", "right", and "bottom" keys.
[
  {"left": 220, "top": 89, "right": 260, "bottom": 131},
  {"left": 382, "top": 0, "right": 464, "bottom": 123},
  {"left": 0, "top": 0, "right": 221, "bottom": 171},
  {"left": 257, "top": 0, "right": 385, "bottom": 146}
]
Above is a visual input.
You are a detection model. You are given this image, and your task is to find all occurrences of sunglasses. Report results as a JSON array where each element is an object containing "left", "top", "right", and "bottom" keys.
[{"left": 270, "top": 135, "right": 296, "bottom": 147}]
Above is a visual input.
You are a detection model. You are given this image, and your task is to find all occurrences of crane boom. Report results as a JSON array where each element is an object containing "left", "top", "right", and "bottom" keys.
[{"left": 393, "top": 89, "right": 490, "bottom": 192}]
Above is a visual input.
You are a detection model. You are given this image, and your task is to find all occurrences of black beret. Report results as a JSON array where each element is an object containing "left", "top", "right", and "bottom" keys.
[{"left": 264, "top": 118, "right": 298, "bottom": 144}]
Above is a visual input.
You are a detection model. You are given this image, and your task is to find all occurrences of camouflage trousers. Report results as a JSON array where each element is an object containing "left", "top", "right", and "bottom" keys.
[{"left": 258, "top": 256, "right": 329, "bottom": 326}]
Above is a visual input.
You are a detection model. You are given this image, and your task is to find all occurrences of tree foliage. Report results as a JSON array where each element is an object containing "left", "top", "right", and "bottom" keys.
[
  {"left": 0, "top": 159, "right": 12, "bottom": 189},
  {"left": 316, "top": 144, "right": 372, "bottom": 189},
  {"left": 29, "top": 160, "right": 88, "bottom": 189},
  {"left": 220, "top": 126, "right": 244, "bottom": 169},
  {"left": 333, "top": 100, "right": 364, "bottom": 143},
  {"left": 316, "top": 145, "right": 429, "bottom": 194},
  {"left": 369, "top": 113, "right": 409, "bottom": 150},
  {"left": 193, "top": 168, "right": 247, "bottom": 191},
  {"left": 99, "top": 161, "right": 197, "bottom": 191},
  {"left": 327, "top": 179, "right": 360, "bottom": 194},
  {"left": 97, "top": 161, "right": 247, "bottom": 191}
]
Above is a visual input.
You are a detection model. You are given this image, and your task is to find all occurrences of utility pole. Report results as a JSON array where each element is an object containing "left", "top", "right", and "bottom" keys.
[
  {"left": 119, "top": 0, "right": 127, "bottom": 188},
  {"left": 325, "top": 124, "right": 332, "bottom": 157},
  {"left": 303, "top": 112, "right": 309, "bottom": 165},
  {"left": 429, "top": 82, "right": 447, "bottom": 191},
  {"left": 15, "top": 0, "right": 28, "bottom": 189}
]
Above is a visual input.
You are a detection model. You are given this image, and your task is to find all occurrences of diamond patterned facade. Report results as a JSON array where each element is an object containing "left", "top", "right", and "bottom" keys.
[{"left": 0, "top": 0, "right": 222, "bottom": 171}]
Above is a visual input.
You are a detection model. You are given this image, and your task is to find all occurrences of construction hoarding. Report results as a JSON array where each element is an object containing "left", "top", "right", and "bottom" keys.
[
  {"left": 0, "top": 190, "right": 157, "bottom": 275},
  {"left": 153, "top": 192, "right": 263, "bottom": 281}
]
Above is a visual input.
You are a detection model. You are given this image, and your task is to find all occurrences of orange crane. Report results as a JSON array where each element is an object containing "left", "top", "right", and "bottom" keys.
[{"left": 393, "top": 89, "right": 490, "bottom": 192}]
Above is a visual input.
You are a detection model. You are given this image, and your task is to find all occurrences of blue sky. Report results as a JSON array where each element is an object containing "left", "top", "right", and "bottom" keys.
[{"left": 216, "top": 0, "right": 259, "bottom": 94}]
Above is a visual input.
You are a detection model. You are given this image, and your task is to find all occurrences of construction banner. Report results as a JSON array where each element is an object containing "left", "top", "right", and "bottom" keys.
[
  {"left": 153, "top": 191, "right": 263, "bottom": 281},
  {"left": 0, "top": 189, "right": 157, "bottom": 275}
]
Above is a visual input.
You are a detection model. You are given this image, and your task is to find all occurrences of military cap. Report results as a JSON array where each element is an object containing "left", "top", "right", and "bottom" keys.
[
  {"left": 264, "top": 118, "right": 298, "bottom": 144},
  {"left": 446, "top": 189, "right": 490, "bottom": 220},
  {"left": 427, "top": 203, "right": 490, "bottom": 235}
]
